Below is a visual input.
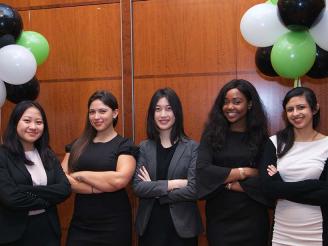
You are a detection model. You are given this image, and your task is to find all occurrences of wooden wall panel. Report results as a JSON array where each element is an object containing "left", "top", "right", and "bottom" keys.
[
  {"left": 29, "top": 3, "right": 121, "bottom": 80},
  {"left": 2, "top": 0, "right": 119, "bottom": 9},
  {"left": 2, "top": 0, "right": 29, "bottom": 9},
  {"left": 133, "top": 0, "right": 237, "bottom": 76},
  {"left": 121, "top": 0, "right": 134, "bottom": 138},
  {"left": 18, "top": 10, "right": 31, "bottom": 29},
  {"left": 305, "top": 78, "right": 328, "bottom": 135},
  {"left": 29, "top": 0, "right": 119, "bottom": 8}
]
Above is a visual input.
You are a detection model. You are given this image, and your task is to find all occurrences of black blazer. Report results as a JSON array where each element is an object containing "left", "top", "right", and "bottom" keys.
[
  {"left": 133, "top": 138, "right": 203, "bottom": 238},
  {"left": 0, "top": 146, "right": 71, "bottom": 244}
]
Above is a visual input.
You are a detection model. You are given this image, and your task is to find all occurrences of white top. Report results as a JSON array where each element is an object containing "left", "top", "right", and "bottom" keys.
[
  {"left": 270, "top": 135, "right": 328, "bottom": 246},
  {"left": 25, "top": 149, "right": 47, "bottom": 215}
]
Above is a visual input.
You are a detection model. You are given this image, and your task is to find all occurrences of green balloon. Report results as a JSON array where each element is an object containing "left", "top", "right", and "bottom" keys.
[
  {"left": 271, "top": 31, "right": 316, "bottom": 79},
  {"left": 17, "top": 31, "right": 50, "bottom": 65},
  {"left": 268, "top": 0, "right": 278, "bottom": 5}
]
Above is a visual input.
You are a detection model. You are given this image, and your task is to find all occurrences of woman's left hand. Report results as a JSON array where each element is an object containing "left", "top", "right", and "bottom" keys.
[
  {"left": 267, "top": 165, "right": 278, "bottom": 176},
  {"left": 138, "top": 166, "right": 152, "bottom": 181}
]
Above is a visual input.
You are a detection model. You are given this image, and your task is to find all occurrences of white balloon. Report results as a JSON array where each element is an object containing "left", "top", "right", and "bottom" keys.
[
  {"left": 310, "top": 8, "right": 328, "bottom": 51},
  {"left": 240, "top": 3, "right": 288, "bottom": 47},
  {"left": 0, "top": 81, "right": 7, "bottom": 107},
  {"left": 0, "top": 45, "right": 37, "bottom": 85}
]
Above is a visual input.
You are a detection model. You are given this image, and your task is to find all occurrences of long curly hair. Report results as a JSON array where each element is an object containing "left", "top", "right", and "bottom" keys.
[{"left": 203, "top": 79, "right": 268, "bottom": 159}]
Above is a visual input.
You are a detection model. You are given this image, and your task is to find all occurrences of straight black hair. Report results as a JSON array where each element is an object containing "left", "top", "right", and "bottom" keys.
[
  {"left": 68, "top": 90, "right": 119, "bottom": 172},
  {"left": 146, "top": 87, "right": 188, "bottom": 144},
  {"left": 277, "top": 87, "right": 320, "bottom": 157},
  {"left": 3, "top": 100, "right": 55, "bottom": 168},
  {"left": 203, "top": 79, "right": 269, "bottom": 160}
]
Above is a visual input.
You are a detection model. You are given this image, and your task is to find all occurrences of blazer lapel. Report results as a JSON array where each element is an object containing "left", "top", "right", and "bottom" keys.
[
  {"left": 168, "top": 140, "right": 187, "bottom": 179},
  {"left": 13, "top": 158, "right": 33, "bottom": 184},
  {"left": 147, "top": 141, "right": 157, "bottom": 180}
]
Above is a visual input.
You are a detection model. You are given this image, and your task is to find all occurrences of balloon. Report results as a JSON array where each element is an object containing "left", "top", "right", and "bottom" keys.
[
  {"left": 0, "top": 34, "right": 15, "bottom": 48},
  {"left": 271, "top": 31, "right": 316, "bottom": 79},
  {"left": 268, "top": 0, "right": 278, "bottom": 4},
  {"left": 255, "top": 46, "right": 278, "bottom": 77},
  {"left": 5, "top": 77, "right": 40, "bottom": 104},
  {"left": 278, "top": 0, "right": 325, "bottom": 30},
  {"left": 17, "top": 31, "right": 50, "bottom": 65},
  {"left": 240, "top": 3, "right": 288, "bottom": 47},
  {"left": 0, "top": 4, "right": 23, "bottom": 39},
  {"left": 0, "top": 45, "right": 37, "bottom": 85},
  {"left": 0, "top": 81, "right": 7, "bottom": 107},
  {"left": 307, "top": 45, "right": 328, "bottom": 78},
  {"left": 310, "top": 8, "right": 328, "bottom": 51}
]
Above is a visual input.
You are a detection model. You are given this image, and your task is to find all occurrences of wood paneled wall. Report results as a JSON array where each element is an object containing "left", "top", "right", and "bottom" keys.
[{"left": 1, "top": 0, "right": 328, "bottom": 245}]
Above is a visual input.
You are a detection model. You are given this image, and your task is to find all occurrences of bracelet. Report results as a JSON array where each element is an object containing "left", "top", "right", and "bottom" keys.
[
  {"left": 226, "top": 183, "right": 232, "bottom": 190},
  {"left": 238, "top": 167, "right": 246, "bottom": 180}
]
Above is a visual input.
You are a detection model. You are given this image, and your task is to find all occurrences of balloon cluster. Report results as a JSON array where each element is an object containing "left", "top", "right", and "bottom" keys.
[
  {"left": 0, "top": 3, "right": 49, "bottom": 107},
  {"left": 240, "top": 0, "right": 328, "bottom": 80}
]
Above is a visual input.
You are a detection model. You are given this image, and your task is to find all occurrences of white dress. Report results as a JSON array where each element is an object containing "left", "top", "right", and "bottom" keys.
[{"left": 270, "top": 136, "right": 328, "bottom": 246}]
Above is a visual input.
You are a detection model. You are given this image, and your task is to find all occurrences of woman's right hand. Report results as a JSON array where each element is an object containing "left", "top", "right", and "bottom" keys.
[
  {"left": 225, "top": 167, "right": 259, "bottom": 183},
  {"left": 168, "top": 179, "right": 188, "bottom": 191},
  {"left": 267, "top": 165, "right": 278, "bottom": 176}
]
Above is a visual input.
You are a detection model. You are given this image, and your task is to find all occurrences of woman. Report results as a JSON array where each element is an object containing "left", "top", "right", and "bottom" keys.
[
  {"left": 61, "top": 90, "right": 137, "bottom": 246},
  {"left": 0, "top": 101, "right": 71, "bottom": 245},
  {"left": 133, "top": 88, "right": 203, "bottom": 246},
  {"left": 196, "top": 79, "right": 273, "bottom": 246},
  {"left": 260, "top": 87, "right": 328, "bottom": 246}
]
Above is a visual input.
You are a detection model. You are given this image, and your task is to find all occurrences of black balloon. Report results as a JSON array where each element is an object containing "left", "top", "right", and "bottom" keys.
[
  {"left": 0, "top": 4, "right": 23, "bottom": 39},
  {"left": 307, "top": 45, "right": 328, "bottom": 79},
  {"left": 5, "top": 77, "right": 40, "bottom": 104},
  {"left": 255, "top": 46, "right": 278, "bottom": 77},
  {"left": 0, "top": 34, "right": 15, "bottom": 48},
  {"left": 278, "top": 0, "right": 325, "bottom": 31}
]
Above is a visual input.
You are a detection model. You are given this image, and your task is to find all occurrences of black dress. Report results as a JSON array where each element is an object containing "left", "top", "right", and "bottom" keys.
[
  {"left": 196, "top": 131, "right": 273, "bottom": 246},
  {"left": 66, "top": 135, "right": 137, "bottom": 246}
]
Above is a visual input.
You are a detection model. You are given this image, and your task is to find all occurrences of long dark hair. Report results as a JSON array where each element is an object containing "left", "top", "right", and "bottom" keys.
[
  {"left": 3, "top": 101, "right": 55, "bottom": 168},
  {"left": 203, "top": 79, "right": 268, "bottom": 159},
  {"left": 146, "top": 87, "right": 188, "bottom": 144},
  {"left": 68, "top": 90, "right": 119, "bottom": 172},
  {"left": 277, "top": 87, "right": 320, "bottom": 158}
]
